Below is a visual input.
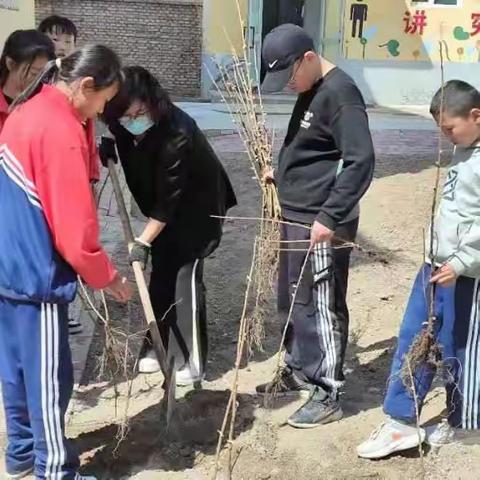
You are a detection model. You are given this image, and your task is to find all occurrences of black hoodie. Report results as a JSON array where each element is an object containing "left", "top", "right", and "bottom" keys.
[{"left": 277, "top": 67, "right": 375, "bottom": 229}]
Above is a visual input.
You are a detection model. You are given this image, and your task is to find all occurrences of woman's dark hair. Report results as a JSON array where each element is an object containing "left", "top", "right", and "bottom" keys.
[
  {"left": 12, "top": 44, "right": 123, "bottom": 108},
  {"left": 103, "top": 66, "right": 172, "bottom": 124},
  {"left": 0, "top": 29, "right": 55, "bottom": 87},
  {"left": 38, "top": 15, "right": 78, "bottom": 41}
]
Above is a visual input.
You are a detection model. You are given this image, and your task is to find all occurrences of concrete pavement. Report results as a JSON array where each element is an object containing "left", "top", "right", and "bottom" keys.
[{"left": 176, "top": 101, "right": 436, "bottom": 135}]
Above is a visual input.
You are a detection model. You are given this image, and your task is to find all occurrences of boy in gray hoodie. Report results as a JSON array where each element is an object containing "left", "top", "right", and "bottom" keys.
[{"left": 357, "top": 80, "right": 480, "bottom": 459}]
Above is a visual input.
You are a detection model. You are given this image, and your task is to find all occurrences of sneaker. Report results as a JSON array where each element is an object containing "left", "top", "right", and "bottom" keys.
[
  {"left": 287, "top": 386, "right": 343, "bottom": 428},
  {"left": 357, "top": 418, "right": 425, "bottom": 459},
  {"left": 68, "top": 318, "right": 83, "bottom": 335},
  {"left": 256, "top": 367, "right": 312, "bottom": 398},
  {"left": 138, "top": 349, "right": 161, "bottom": 374},
  {"left": 75, "top": 475, "right": 97, "bottom": 480},
  {"left": 6, "top": 467, "right": 33, "bottom": 479},
  {"left": 176, "top": 366, "right": 205, "bottom": 386},
  {"left": 426, "top": 419, "right": 480, "bottom": 447}
]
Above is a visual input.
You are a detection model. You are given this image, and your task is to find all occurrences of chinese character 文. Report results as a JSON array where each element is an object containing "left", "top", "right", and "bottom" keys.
[
  {"left": 404, "top": 10, "right": 428, "bottom": 36},
  {"left": 472, "top": 13, "right": 480, "bottom": 36}
]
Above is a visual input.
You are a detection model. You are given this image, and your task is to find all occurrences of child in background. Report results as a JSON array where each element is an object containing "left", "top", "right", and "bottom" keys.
[
  {"left": 0, "top": 44, "right": 131, "bottom": 480},
  {"left": 38, "top": 15, "right": 77, "bottom": 58},
  {"left": 0, "top": 30, "right": 54, "bottom": 131},
  {"left": 357, "top": 80, "right": 480, "bottom": 459}
]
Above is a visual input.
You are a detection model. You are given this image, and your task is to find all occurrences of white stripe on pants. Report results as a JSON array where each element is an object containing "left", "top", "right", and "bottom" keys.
[
  {"left": 41, "top": 303, "right": 67, "bottom": 479},
  {"left": 463, "top": 280, "right": 480, "bottom": 429},
  {"left": 189, "top": 259, "right": 201, "bottom": 377},
  {"left": 313, "top": 243, "right": 340, "bottom": 387}
]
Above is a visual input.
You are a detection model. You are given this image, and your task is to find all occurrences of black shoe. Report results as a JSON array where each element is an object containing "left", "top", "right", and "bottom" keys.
[
  {"left": 256, "top": 367, "right": 312, "bottom": 398},
  {"left": 287, "top": 386, "right": 343, "bottom": 429}
]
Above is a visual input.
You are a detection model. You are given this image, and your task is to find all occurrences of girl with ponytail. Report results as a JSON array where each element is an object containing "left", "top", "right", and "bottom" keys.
[{"left": 0, "top": 44, "right": 131, "bottom": 480}]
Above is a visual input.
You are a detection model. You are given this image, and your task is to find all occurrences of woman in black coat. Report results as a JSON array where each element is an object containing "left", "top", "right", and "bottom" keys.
[{"left": 101, "top": 66, "right": 237, "bottom": 385}]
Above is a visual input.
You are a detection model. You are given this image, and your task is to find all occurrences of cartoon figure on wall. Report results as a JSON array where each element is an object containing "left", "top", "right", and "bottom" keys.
[
  {"left": 351, "top": 0, "right": 368, "bottom": 39},
  {"left": 344, "top": 0, "right": 480, "bottom": 63}
]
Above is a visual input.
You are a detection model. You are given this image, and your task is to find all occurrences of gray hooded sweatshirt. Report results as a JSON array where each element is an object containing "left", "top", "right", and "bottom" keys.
[{"left": 432, "top": 145, "right": 480, "bottom": 278}]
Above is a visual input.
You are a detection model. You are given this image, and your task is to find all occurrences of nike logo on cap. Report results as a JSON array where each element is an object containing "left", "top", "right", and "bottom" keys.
[{"left": 268, "top": 60, "right": 278, "bottom": 69}]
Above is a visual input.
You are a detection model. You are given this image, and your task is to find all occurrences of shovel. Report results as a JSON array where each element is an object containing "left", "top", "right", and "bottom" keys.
[{"left": 107, "top": 159, "right": 176, "bottom": 425}]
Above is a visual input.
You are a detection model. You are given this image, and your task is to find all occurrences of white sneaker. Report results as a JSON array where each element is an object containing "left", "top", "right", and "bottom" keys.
[
  {"left": 6, "top": 467, "right": 33, "bottom": 479},
  {"left": 138, "top": 349, "right": 160, "bottom": 374},
  {"left": 357, "top": 418, "right": 425, "bottom": 459},
  {"left": 426, "top": 419, "right": 480, "bottom": 447},
  {"left": 176, "top": 366, "right": 205, "bottom": 386},
  {"left": 75, "top": 475, "right": 97, "bottom": 480}
]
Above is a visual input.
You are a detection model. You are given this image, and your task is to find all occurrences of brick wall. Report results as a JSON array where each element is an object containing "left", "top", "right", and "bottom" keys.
[{"left": 35, "top": 0, "right": 203, "bottom": 97}]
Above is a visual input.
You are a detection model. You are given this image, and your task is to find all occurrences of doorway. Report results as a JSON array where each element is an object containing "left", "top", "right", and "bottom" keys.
[
  {"left": 260, "top": 0, "right": 305, "bottom": 82},
  {"left": 248, "top": 0, "right": 325, "bottom": 84}
]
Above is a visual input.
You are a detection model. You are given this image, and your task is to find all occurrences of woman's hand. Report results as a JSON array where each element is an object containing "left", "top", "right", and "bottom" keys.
[
  {"left": 99, "top": 136, "right": 118, "bottom": 168},
  {"left": 129, "top": 239, "right": 151, "bottom": 270}
]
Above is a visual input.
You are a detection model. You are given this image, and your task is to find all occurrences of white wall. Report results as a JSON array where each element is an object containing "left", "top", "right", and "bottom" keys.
[
  {"left": 0, "top": 0, "right": 35, "bottom": 49},
  {"left": 339, "top": 59, "right": 480, "bottom": 106}
]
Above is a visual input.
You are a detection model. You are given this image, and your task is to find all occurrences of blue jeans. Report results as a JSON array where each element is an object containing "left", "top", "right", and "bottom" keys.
[{"left": 384, "top": 264, "right": 480, "bottom": 429}]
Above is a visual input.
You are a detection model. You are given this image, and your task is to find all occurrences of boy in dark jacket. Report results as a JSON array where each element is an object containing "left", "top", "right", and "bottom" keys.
[{"left": 256, "top": 24, "right": 375, "bottom": 428}]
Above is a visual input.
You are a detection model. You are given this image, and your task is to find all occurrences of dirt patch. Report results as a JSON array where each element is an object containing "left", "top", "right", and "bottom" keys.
[{"left": 55, "top": 134, "right": 480, "bottom": 479}]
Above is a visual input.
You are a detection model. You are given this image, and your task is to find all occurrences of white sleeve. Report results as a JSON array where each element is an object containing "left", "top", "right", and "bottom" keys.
[{"left": 449, "top": 160, "right": 480, "bottom": 276}]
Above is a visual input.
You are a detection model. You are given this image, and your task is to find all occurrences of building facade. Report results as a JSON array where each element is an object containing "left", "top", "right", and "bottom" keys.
[
  {"left": 35, "top": 0, "right": 203, "bottom": 97},
  {"left": 201, "top": 0, "right": 247, "bottom": 97},
  {"left": 338, "top": 0, "right": 480, "bottom": 105},
  {"left": 2, "top": 1, "right": 478, "bottom": 104},
  {"left": 233, "top": 0, "right": 480, "bottom": 105}
]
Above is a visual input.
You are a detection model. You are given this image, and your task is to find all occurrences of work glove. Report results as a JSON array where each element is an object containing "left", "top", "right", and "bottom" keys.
[
  {"left": 128, "top": 238, "right": 151, "bottom": 270},
  {"left": 99, "top": 136, "right": 118, "bottom": 168}
]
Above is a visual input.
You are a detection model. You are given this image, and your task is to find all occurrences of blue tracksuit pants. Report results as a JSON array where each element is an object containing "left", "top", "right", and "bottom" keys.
[
  {"left": 0, "top": 297, "right": 79, "bottom": 479},
  {"left": 384, "top": 264, "right": 480, "bottom": 429}
]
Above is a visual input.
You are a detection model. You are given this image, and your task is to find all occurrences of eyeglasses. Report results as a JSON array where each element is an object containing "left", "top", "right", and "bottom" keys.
[
  {"left": 289, "top": 58, "right": 304, "bottom": 84},
  {"left": 122, "top": 108, "right": 149, "bottom": 120}
]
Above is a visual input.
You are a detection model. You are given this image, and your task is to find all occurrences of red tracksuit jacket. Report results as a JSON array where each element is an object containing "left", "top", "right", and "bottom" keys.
[
  {"left": 0, "top": 89, "right": 100, "bottom": 180},
  {"left": 0, "top": 85, "right": 115, "bottom": 302}
]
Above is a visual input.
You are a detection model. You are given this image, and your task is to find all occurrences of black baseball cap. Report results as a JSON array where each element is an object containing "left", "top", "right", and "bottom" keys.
[{"left": 261, "top": 24, "right": 315, "bottom": 93}]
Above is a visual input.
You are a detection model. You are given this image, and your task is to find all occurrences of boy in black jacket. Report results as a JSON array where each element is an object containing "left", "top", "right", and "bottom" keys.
[{"left": 256, "top": 24, "right": 375, "bottom": 428}]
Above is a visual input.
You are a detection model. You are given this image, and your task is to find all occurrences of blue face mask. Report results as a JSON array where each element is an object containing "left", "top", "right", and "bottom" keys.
[{"left": 120, "top": 115, "right": 154, "bottom": 136}]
